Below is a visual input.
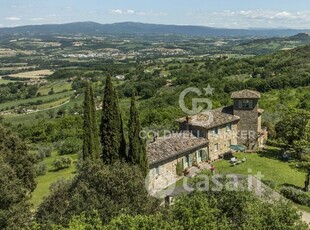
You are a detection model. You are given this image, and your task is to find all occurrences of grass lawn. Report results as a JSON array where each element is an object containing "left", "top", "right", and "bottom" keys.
[
  {"left": 212, "top": 149, "right": 306, "bottom": 191},
  {"left": 163, "top": 147, "right": 307, "bottom": 197},
  {"left": 31, "top": 151, "right": 78, "bottom": 208},
  {"left": 211, "top": 148, "right": 310, "bottom": 212}
]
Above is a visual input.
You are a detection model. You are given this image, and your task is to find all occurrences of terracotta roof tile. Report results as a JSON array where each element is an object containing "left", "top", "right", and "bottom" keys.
[
  {"left": 231, "top": 89, "right": 261, "bottom": 99},
  {"left": 177, "top": 106, "right": 240, "bottom": 130},
  {"left": 147, "top": 132, "right": 208, "bottom": 165}
]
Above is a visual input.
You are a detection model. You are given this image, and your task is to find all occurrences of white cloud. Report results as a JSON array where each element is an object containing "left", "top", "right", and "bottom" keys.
[
  {"left": 5, "top": 16, "right": 21, "bottom": 21},
  {"left": 213, "top": 10, "right": 310, "bottom": 21},
  {"left": 111, "top": 9, "right": 123, "bottom": 15},
  {"left": 188, "top": 10, "right": 310, "bottom": 28},
  {"left": 110, "top": 9, "right": 167, "bottom": 17},
  {"left": 31, "top": 17, "right": 44, "bottom": 21},
  {"left": 136, "top": 11, "right": 168, "bottom": 16},
  {"left": 126, "top": 10, "right": 135, "bottom": 15}
]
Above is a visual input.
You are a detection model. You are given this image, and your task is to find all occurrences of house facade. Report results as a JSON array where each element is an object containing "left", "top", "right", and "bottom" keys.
[
  {"left": 147, "top": 89, "right": 268, "bottom": 192},
  {"left": 147, "top": 132, "right": 208, "bottom": 193}
]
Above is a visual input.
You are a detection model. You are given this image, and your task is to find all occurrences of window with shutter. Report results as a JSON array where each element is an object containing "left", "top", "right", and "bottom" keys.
[
  {"left": 201, "top": 149, "right": 208, "bottom": 161},
  {"left": 183, "top": 156, "right": 189, "bottom": 168},
  {"left": 189, "top": 154, "right": 193, "bottom": 167}
]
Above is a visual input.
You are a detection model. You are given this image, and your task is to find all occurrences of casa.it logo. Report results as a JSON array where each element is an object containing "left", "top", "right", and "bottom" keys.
[{"left": 179, "top": 84, "right": 214, "bottom": 115}]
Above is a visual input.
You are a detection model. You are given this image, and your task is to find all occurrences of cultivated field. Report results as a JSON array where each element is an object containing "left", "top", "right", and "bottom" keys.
[
  {"left": 0, "top": 91, "right": 74, "bottom": 111},
  {"left": 8, "top": 69, "right": 54, "bottom": 79},
  {"left": 38, "top": 81, "right": 72, "bottom": 95},
  {"left": 0, "top": 65, "right": 37, "bottom": 71},
  {"left": 0, "top": 79, "right": 15, "bottom": 85}
]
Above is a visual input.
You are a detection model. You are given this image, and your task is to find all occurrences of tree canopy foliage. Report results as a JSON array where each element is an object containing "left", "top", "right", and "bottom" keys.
[
  {"left": 35, "top": 161, "right": 160, "bottom": 228},
  {"left": 0, "top": 125, "right": 37, "bottom": 229},
  {"left": 100, "top": 76, "right": 127, "bottom": 164},
  {"left": 82, "top": 82, "right": 101, "bottom": 161}
]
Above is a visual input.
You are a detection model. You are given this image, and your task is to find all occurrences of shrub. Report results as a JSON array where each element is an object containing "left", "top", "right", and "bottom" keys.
[
  {"left": 262, "top": 179, "right": 276, "bottom": 189},
  {"left": 301, "top": 153, "right": 310, "bottom": 162},
  {"left": 280, "top": 186, "right": 310, "bottom": 206},
  {"left": 52, "top": 157, "right": 72, "bottom": 171},
  {"left": 36, "top": 162, "right": 160, "bottom": 227},
  {"left": 36, "top": 162, "right": 48, "bottom": 176},
  {"left": 37, "top": 145, "right": 53, "bottom": 160},
  {"left": 59, "top": 137, "right": 82, "bottom": 155},
  {"left": 266, "top": 139, "right": 287, "bottom": 148}
]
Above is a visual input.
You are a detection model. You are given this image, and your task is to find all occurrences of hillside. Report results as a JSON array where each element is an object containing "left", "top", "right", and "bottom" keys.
[{"left": 1, "top": 21, "right": 310, "bottom": 37}]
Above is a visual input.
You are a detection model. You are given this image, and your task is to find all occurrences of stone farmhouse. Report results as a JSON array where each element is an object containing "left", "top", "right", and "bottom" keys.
[{"left": 147, "top": 89, "right": 268, "bottom": 192}]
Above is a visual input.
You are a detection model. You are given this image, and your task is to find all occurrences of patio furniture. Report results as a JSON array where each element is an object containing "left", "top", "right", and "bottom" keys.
[{"left": 230, "top": 157, "right": 237, "bottom": 164}]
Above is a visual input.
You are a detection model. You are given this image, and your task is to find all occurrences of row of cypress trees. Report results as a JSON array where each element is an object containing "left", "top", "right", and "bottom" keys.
[{"left": 82, "top": 76, "right": 148, "bottom": 175}]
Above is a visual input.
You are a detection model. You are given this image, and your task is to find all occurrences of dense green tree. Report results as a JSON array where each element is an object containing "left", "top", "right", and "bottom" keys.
[
  {"left": 35, "top": 161, "right": 159, "bottom": 227},
  {"left": 59, "top": 137, "right": 82, "bottom": 155},
  {"left": 275, "top": 110, "right": 310, "bottom": 146},
  {"left": 100, "top": 76, "right": 126, "bottom": 164},
  {"left": 82, "top": 82, "right": 100, "bottom": 161},
  {"left": 101, "top": 189, "right": 307, "bottom": 230},
  {"left": 0, "top": 156, "right": 33, "bottom": 230},
  {"left": 0, "top": 126, "right": 36, "bottom": 229},
  {"left": 0, "top": 125, "right": 37, "bottom": 191},
  {"left": 128, "top": 94, "right": 149, "bottom": 175},
  {"left": 102, "top": 214, "right": 181, "bottom": 230}
]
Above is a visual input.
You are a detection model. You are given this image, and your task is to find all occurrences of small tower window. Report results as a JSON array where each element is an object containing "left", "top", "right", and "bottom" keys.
[{"left": 239, "top": 99, "right": 253, "bottom": 109}]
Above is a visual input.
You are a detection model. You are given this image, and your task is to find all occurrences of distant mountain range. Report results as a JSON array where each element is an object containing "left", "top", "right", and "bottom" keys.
[{"left": 0, "top": 21, "right": 310, "bottom": 37}]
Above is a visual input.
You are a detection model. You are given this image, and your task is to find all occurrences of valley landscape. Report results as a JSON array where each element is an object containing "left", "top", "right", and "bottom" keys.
[{"left": 0, "top": 1, "right": 310, "bottom": 229}]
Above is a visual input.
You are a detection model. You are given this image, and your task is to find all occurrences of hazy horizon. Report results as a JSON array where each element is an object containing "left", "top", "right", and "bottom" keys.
[
  {"left": 1, "top": 20, "right": 310, "bottom": 30},
  {"left": 1, "top": 0, "right": 310, "bottom": 29}
]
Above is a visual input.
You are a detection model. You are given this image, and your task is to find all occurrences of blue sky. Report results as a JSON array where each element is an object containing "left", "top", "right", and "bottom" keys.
[{"left": 1, "top": 0, "right": 310, "bottom": 28}]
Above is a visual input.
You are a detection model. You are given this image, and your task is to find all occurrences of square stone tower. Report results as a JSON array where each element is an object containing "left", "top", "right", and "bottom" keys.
[{"left": 231, "top": 89, "right": 262, "bottom": 149}]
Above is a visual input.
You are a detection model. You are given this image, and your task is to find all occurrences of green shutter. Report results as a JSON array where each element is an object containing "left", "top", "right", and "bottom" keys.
[
  {"left": 183, "top": 156, "right": 188, "bottom": 168},
  {"left": 201, "top": 150, "right": 207, "bottom": 161},
  {"left": 238, "top": 100, "right": 242, "bottom": 109},
  {"left": 189, "top": 154, "right": 193, "bottom": 167}
]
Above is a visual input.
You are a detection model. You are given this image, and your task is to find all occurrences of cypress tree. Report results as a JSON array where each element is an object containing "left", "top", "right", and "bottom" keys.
[
  {"left": 100, "top": 76, "right": 127, "bottom": 164},
  {"left": 128, "top": 93, "right": 149, "bottom": 176},
  {"left": 82, "top": 82, "right": 101, "bottom": 161}
]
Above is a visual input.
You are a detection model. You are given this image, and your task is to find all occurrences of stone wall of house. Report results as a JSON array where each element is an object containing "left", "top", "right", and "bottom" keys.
[
  {"left": 147, "top": 147, "right": 209, "bottom": 194},
  {"left": 180, "top": 121, "right": 239, "bottom": 161},
  {"left": 148, "top": 157, "right": 180, "bottom": 194},
  {"left": 207, "top": 122, "right": 238, "bottom": 160},
  {"left": 233, "top": 99, "right": 259, "bottom": 147}
]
